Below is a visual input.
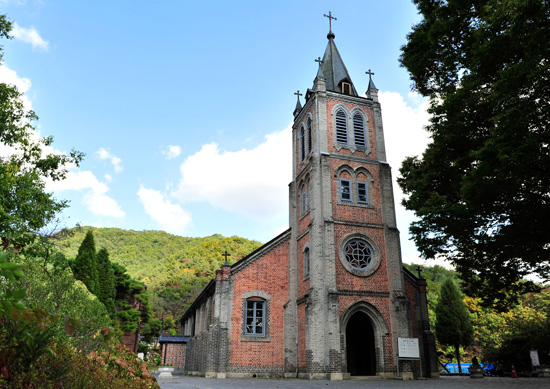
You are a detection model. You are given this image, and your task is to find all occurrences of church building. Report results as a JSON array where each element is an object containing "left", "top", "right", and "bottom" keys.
[{"left": 180, "top": 20, "right": 438, "bottom": 380}]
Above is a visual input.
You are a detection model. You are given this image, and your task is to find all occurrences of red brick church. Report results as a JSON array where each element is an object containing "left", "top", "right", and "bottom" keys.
[{"left": 179, "top": 20, "right": 438, "bottom": 380}]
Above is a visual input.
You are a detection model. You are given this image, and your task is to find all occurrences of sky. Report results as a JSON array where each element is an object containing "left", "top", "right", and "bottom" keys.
[{"left": 0, "top": 0, "right": 443, "bottom": 266}]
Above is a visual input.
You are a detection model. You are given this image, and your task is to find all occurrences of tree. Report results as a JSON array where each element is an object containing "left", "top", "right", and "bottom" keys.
[
  {"left": 96, "top": 247, "right": 116, "bottom": 316},
  {"left": 0, "top": 15, "right": 83, "bottom": 236},
  {"left": 398, "top": 0, "right": 550, "bottom": 309},
  {"left": 71, "top": 230, "right": 99, "bottom": 294},
  {"left": 435, "top": 278, "right": 474, "bottom": 373}
]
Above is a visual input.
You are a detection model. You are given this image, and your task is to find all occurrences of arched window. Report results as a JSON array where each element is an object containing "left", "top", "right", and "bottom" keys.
[
  {"left": 301, "top": 185, "right": 307, "bottom": 215},
  {"left": 353, "top": 112, "right": 366, "bottom": 149},
  {"left": 306, "top": 180, "right": 311, "bottom": 211},
  {"left": 299, "top": 126, "right": 305, "bottom": 161},
  {"left": 245, "top": 298, "right": 265, "bottom": 336},
  {"left": 304, "top": 247, "right": 310, "bottom": 276},
  {"left": 307, "top": 117, "right": 312, "bottom": 154},
  {"left": 335, "top": 109, "right": 348, "bottom": 145}
]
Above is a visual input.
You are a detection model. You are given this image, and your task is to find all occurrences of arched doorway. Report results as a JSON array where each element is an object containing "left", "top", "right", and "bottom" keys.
[{"left": 346, "top": 311, "right": 376, "bottom": 376}]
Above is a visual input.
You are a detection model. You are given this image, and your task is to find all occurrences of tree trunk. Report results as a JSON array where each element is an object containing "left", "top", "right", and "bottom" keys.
[{"left": 456, "top": 344, "right": 462, "bottom": 374}]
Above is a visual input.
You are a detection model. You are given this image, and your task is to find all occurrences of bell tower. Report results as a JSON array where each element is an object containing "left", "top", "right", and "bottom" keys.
[{"left": 284, "top": 20, "right": 416, "bottom": 379}]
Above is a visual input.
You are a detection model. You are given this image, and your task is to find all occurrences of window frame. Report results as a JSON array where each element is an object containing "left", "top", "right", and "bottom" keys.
[
  {"left": 357, "top": 181, "right": 368, "bottom": 204},
  {"left": 339, "top": 178, "right": 352, "bottom": 202},
  {"left": 244, "top": 298, "right": 266, "bottom": 337}
]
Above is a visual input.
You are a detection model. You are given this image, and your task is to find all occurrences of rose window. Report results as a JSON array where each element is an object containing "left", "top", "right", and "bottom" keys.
[{"left": 344, "top": 239, "right": 374, "bottom": 270}]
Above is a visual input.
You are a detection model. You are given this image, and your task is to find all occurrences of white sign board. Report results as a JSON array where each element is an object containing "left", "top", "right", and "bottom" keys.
[
  {"left": 398, "top": 337, "right": 420, "bottom": 359},
  {"left": 530, "top": 350, "right": 540, "bottom": 367}
]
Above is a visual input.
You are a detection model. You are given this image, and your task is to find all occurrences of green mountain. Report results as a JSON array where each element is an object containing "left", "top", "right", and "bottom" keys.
[{"left": 53, "top": 227, "right": 263, "bottom": 316}]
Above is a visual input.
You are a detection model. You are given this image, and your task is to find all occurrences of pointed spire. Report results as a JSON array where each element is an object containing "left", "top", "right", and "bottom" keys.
[
  {"left": 293, "top": 90, "right": 303, "bottom": 117},
  {"left": 315, "top": 57, "right": 325, "bottom": 79},
  {"left": 366, "top": 69, "right": 379, "bottom": 101},
  {"left": 315, "top": 29, "right": 358, "bottom": 95}
]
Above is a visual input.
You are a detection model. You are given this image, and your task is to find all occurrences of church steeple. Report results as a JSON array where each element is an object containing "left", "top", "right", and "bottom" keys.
[{"left": 314, "top": 13, "right": 358, "bottom": 96}]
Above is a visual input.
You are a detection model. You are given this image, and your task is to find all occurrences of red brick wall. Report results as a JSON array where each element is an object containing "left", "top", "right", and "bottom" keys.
[
  {"left": 161, "top": 343, "right": 186, "bottom": 368},
  {"left": 229, "top": 240, "right": 289, "bottom": 368},
  {"left": 404, "top": 276, "right": 419, "bottom": 338}
]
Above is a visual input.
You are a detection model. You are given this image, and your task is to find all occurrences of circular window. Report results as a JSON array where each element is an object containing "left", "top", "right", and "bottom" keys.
[
  {"left": 339, "top": 234, "right": 380, "bottom": 277},
  {"left": 344, "top": 239, "right": 374, "bottom": 270}
]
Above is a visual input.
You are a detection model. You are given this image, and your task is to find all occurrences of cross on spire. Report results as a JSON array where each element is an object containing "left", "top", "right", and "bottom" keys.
[
  {"left": 294, "top": 90, "right": 303, "bottom": 98},
  {"left": 366, "top": 69, "right": 375, "bottom": 77},
  {"left": 315, "top": 57, "right": 324, "bottom": 67},
  {"left": 222, "top": 250, "right": 231, "bottom": 265},
  {"left": 323, "top": 11, "right": 337, "bottom": 32}
]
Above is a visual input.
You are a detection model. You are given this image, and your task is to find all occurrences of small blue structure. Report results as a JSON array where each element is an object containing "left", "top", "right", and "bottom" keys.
[{"left": 444, "top": 363, "right": 472, "bottom": 373}]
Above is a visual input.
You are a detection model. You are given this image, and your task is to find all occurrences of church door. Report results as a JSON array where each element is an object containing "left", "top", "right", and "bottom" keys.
[{"left": 346, "top": 311, "right": 376, "bottom": 376}]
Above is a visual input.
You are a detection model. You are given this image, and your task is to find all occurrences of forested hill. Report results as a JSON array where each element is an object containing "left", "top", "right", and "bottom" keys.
[{"left": 53, "top": 227, "right": 263, "bottom": 315}]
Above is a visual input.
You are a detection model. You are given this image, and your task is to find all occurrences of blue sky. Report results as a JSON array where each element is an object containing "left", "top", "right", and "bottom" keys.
[{"left": 1, "top": 1, "right": 438, "bottom": 265}]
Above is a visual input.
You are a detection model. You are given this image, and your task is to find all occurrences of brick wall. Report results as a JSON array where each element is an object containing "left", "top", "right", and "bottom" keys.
[
  {"left": 228, "top": 239, "right": 289, "bottom": 375},
  {"left": 161, "top": 343, "right": 186, "bottom": 367}
]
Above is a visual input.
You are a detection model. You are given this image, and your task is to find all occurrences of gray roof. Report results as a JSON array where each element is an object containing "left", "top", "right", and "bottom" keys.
[{"left": 316, "top": 32, "right": 358, "bottom": 96}]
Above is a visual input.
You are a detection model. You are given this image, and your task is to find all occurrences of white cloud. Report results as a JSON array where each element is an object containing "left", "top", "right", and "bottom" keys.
[
  {"left": 104, "top": 173, "right": 112, "bottom": 183},
  {"left": 379, "top": 91, "right": 431, "bottom": 215},
  {"left": 46, "top": 170, "right": 125, "bottom": 218},
  {"left": 378, "top": 90, "right": 436, "bottom": 266},
  {"left": 0, "top": 64, "right": 33, "bottom": 114},
  {"left": 97, "top": 147, "right": 123, "bottom": 173},
  {"left": 138, "top": 186, "right": 192, "bottom": 235},
  {"left": 0, "top": 64, "right": 124, "bottom": 220},
  {"left": 173, "top": 126, "right": 292, "bottom": 222},
  {"left": 162, "top": 145, "right": 181, "bottom": 160},
  {"left": 12, "top": 22, "right": 50, "bottom": 52}
]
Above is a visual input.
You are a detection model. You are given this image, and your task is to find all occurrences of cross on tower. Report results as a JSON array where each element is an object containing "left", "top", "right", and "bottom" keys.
[
  {"left": 323, "top": 11, "right": 337, "bottom": 31},
  {"left": 294, "top": 90, "right": 303, "bottom": 98},
  {"left": 315, "top": 57, "right": 324, "bottom": 67},
  {"left": 222, "top": 250, "right": 231, "bottom": 265},
  {"left": 365, "top": 69, "right": 375, "bottom": 77}
]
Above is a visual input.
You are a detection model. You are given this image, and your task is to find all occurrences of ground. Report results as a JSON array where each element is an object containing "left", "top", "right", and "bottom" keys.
[{"left": 156, "top": 376, "right": 549, "bottom": 389}]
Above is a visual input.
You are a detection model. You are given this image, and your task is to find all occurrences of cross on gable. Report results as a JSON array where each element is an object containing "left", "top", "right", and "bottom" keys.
[
  {"left": 323, "top": 11, "right": 337, "bottom": 31},
  {"left": 315, "top": 57, "right": 324, "bottom": 67},
  {"left": 416, "top": 265, "right": 423, "bottom": 279},
  {"left": 222, "top": 250, "right": 231, "bottom": 265}
]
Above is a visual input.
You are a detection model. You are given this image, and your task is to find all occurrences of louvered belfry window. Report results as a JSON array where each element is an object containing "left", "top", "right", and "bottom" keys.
[
  {"left": 335, "top": 109, "right": 348, "bottom": 145},
  {"left": 354, "top": 112, "right": 366, "bottom": 149},
  {"left": 307, "top": 117, "right": 312, "bottom": 154}
]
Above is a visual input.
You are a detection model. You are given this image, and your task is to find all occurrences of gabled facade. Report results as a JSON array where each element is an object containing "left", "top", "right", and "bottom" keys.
[{"left": 180, "top": 27, "right": 438, "bottom": 380}]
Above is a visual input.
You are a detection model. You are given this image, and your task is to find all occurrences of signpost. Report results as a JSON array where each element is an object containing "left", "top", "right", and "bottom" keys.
[{"left": 397, "top": 338, "right": 422, "bottom": 379}]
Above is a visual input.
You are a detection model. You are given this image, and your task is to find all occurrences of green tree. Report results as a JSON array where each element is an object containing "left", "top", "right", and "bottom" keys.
[
  {"left": 398, "top": 0, "right": 550, "bottom": 309},
  {"left": 71, "top": 231, "right": 98, "bottom": 294},
  {"left": 96, "top": 248, "right": 116, "bottom": 316},
  {"left": 141, "top": 318, "right": 162, "bottom": 344},
  {"left": 435, "top": 278, "right": 474, "bottom": 373},
  {"left": 0, "top": 15, "right": 83, "bottom": 236}
]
